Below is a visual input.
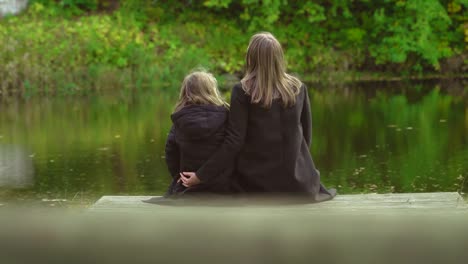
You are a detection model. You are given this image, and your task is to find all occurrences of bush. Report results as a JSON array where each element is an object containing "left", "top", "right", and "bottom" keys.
[{"left": 0, "top": 0, "right": 466, "bottom": 96}]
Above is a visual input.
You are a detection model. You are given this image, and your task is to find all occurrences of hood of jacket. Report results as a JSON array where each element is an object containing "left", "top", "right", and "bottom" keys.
[{"left": 171, "top": 104, "right": 228, "bottom": 140}]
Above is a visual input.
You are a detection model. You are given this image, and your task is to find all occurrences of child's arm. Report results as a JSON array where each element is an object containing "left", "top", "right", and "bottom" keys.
[
  {"left": 165, "top": 126, "right": 180, "bottom": 179},
  {"left": 194, "top": 84, "right": 248, "bottom": 182}
]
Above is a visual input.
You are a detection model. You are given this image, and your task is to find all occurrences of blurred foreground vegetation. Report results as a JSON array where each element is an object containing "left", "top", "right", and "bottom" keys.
[{"left": 0, "top": 0, "right": 467, "bottom": 96}]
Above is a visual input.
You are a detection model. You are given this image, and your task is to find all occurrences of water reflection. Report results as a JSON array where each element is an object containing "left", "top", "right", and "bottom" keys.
[
  {"left": 0, "top": 82, "right": 466, "bottom": 203},
  {"left": 0, "top": 145, "right": 34, "bottom": 188}
]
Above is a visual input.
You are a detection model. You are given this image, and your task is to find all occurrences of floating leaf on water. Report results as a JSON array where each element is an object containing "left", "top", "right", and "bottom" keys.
[
  {"left": 42, "top": 198, "right": 67, "bottom": 202},
  {"left": 439, "top": 119, "right": 447, "bottom": 123}
]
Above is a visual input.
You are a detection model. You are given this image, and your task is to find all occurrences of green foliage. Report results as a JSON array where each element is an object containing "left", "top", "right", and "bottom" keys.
[
  {"left": 369, "top": 0, "right": 453, "bottom": 70},
  {"left": 0, "top": 0, "right": 466, "bottom": 96},
  {"left": 0, "top": 3, "right": 222, "bottom": 95},
  {"left": 193, "top": 0, "right": 467, "bottom": 72},
  {"left": 298, "top": 2, "right": 326, "bottom": 23},
  {"left": 30, "top": 0, "right": 99, "bottom": 16}
]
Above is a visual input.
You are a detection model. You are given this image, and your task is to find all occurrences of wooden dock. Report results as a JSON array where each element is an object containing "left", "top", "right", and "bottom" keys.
[
  {"left": 90, "top": 192, "right": 468, "bottom": 215},
  {"left": 3, "top": 193, "right": 468, "bottom": 264}
]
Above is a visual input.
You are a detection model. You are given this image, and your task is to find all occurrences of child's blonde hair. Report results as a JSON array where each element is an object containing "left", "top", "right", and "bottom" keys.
[
  {"left": 174, "top": 69, "right": 228, "bottom": 113},
  {"left": 241, "top": 32, "right": 302, "bottom": 108}
]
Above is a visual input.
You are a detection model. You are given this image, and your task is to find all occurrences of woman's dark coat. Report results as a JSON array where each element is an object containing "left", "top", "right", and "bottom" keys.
[
  {"left": 164, "top": 104, "right": 232, "bottom": 196},
  {"left": 196, "top": 84, "right": 335, "bottom": 201}
]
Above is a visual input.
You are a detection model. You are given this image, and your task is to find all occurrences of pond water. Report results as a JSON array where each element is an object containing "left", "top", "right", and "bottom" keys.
[{"left": 0, "top": 81, "right": 467, "bottom": 206}]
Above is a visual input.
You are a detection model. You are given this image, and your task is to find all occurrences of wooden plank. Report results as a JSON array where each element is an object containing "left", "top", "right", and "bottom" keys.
[{"left": 89, "top": 192, "right": 468, "bottom": 214}]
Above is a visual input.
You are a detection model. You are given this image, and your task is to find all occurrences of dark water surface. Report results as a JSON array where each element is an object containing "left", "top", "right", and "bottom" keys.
[{"left": 0, "top": 82, "right": 467, "bottom": 206}]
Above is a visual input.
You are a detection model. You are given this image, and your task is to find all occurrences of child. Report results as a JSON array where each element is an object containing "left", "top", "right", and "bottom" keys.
[{"left": 162, "top": 70, "right": 232, "bottom": 197}]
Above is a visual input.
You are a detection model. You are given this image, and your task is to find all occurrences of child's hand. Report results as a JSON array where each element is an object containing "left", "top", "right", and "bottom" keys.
[{"left": 180, "top": 172, "right": 201, "bottom": 187}]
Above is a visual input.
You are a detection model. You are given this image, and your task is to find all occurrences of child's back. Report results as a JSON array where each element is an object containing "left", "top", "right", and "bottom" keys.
[{"left": 163, "top": 70, "right": 231, "bottom": 196}]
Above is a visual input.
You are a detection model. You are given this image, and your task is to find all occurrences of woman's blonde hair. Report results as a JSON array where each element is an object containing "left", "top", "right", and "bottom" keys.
[
  {"left": 174, "top": 69, "right": 228, "bottom": 113},
  {"left": 241, "top": 32, "right": 302, "bottom": 108}
]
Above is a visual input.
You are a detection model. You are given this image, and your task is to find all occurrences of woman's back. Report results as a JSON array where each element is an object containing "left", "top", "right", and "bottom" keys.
[{"left": 230, "top": 83, "right": 319, "bottom": 193}]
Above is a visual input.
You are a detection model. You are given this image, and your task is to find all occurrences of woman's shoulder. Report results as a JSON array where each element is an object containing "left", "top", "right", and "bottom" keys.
[
  {"left": 231, "top": 83, "right": 250, "bottom": 101},
  {"left": 232, "top": 83, "right": 244, "bottom": 93},
  {"left": 297, "top": 82, "right": 307, "bottom": 96}
]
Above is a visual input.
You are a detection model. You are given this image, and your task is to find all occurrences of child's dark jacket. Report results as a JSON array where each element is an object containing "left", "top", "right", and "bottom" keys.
[{"left": 164, "top": 104, "right": 232, "bottom": 195}]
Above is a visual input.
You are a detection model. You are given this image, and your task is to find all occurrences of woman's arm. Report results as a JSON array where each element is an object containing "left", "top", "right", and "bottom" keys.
[
  {"left": 195, "top": 84, "right": 249, "bottom": 182},
  {"left": 300, "top": 84, "right": 312, "bottom": 147},
  {"left": 165, "top": 125, "right": 180, "bottom": 179}
]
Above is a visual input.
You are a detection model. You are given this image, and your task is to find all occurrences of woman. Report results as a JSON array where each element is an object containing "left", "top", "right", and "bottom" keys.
[{"left": 180, "top": 32, "right": 336, "bottom": 202}]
